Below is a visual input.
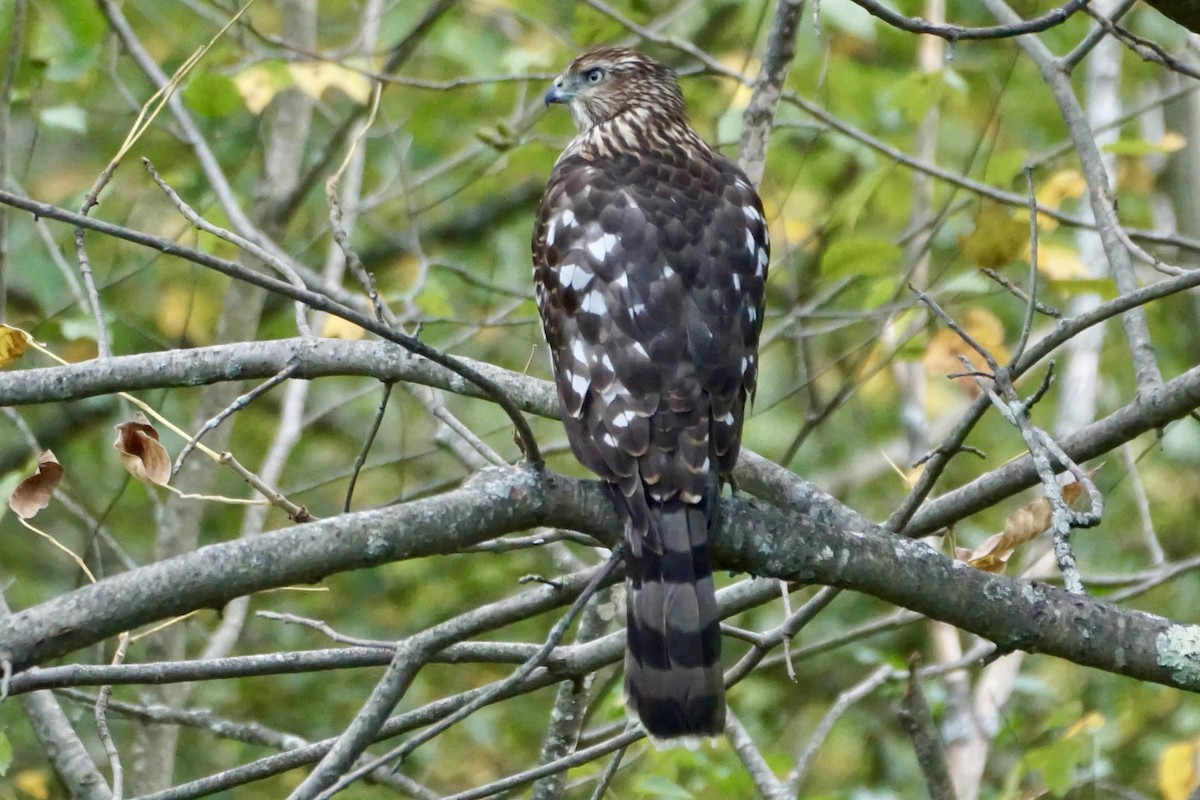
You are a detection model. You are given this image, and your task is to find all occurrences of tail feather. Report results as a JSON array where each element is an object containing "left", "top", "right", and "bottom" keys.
[{"left": 624, "top": 501, "right": 724, "bottom": 738}]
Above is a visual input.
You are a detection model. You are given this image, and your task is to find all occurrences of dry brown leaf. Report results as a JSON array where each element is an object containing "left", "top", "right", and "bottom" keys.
[
  {"left": 959, "top": 470, "right": 1097, "bottom": 573},
  {"left": 0, "top": 323, "right": 31, "bottom": 366},
  {"left": 115, "top": 414, "right": 171, "bottom": 486},
  {"left": 9, "top": 451, "right": 63, "bottom": 519}
]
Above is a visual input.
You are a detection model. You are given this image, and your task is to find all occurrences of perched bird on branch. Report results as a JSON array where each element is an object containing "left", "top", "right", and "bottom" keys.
[{"left": 532, "top": 47, "right": 769, "bottom": 738}]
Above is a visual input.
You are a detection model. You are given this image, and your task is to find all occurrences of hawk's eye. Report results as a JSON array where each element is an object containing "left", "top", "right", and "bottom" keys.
[{"left": 584, "top": 67, "right": 605, "bottom": 84}]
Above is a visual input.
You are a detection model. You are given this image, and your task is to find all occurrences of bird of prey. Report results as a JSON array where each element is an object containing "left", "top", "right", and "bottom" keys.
[{"left": 532, "top": 46, "right": 769, "bottom": 738}]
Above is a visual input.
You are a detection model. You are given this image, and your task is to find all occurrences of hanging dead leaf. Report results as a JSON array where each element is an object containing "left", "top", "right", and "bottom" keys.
[
  {"left": 9, "top": 451, "right": 63, "bottom": 519},
  {"left": 958, "top": 470, "right": 1097, "bottom": 573},
  {"left": 959, "top": 205, "right": 1028, "bottom": 268},
  {"left": 115, "top": 415, "right": 171, "bottom": 486},
  {"left": 0, "top": 324, "right": 31, "bottom": 366}
]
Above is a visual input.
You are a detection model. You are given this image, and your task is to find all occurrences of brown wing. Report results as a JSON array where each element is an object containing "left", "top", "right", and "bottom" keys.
[
  {"left": 532, "top": 142, "right": 768, "bottom": 738},
  {"left": 532, "top": 147, "right": 767, "bottom": 494}
]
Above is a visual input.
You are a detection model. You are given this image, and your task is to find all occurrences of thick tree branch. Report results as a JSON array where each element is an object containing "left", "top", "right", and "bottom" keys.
[
  {"left": 4, "top": 464, "right": 1200, "bottom": 702},
  {"left": 2, "top": 337, "right": 1196, "bottom": 537}
]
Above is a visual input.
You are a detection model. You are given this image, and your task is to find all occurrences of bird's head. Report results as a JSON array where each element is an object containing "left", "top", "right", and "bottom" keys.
[{"left": 544, "top": 47, "right": 686, "bottom": 132}]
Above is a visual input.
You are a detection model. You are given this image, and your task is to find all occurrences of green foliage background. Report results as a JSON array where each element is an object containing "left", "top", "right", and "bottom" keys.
[{"left": 2, "top": 0, "right": 1200, "bottom": 797}]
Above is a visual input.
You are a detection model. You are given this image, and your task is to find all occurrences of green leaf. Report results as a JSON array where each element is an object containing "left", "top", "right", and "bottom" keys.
[
  {"left": 1046, "top": 277, "right": 1118, "bottom": 299},
  {"left": 634, "top": 775, "right": 695, "bottom": 799},
  {"left": 1102, "top": 134, "right": 1185, "bottom": 156},
  {"left": 1042, "top": 699, "right": 1083, "bottom": 729},
  {"left": 983, "top": 148, "right": 1029, "bottom": 188},
  {"left": 39, "top": 104, "right": 87, "bottom": 133},
  {"left": 183, "top": 72, "right": 244, "bottom": 118},
  {"left": 29, "top": 0, "right": 104, "bottom": 82},
  {"left": 822, "top": 237, "right": 902, "bottom": 279},
  {"left": 1024, "top": 733, "right": 1089, "bottom": 796},
  {"left": 889, "top": 70, "right": 946, "bottom": 126},
  {"left": 827, "top": 166, "right": 892, "bottom": 231}
]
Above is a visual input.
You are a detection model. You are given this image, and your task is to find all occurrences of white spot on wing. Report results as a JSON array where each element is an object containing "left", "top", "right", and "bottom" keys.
[
  {"left": 662, "top": 264, "right": 676, "bottom": 279},
  {"left": 580, "top": 290, "right": 605, "bottom": 314},
  {"left": 613, "top": 272, "right": 629, "bottom": 289},
  {"left": 630, "top": 303, "right": 646, "bottom": 319},
  {"left": 602, "top": 432, "right": 618, "bottom": 447},
  {"left": 546, "top": 218, "right": 558, "bottom": 247},
  {"left": 743, "top": 205, "right": 763, "bottom": 224},
  {"left": 586, "top": 232, "right": 619, "bottom": 261},
  {"left": 718, "top": 411, "right": 735, "bottom": 425},
  {"left": 561, "top": 209, "right": 576, "bottom": 227},
  {"left": 630, "top": 341, "right": 649, "bottom": 359},
  {"left": 747, "top": 307, "right": 758, "bottom": 324},
  {"left": 744, "top": 229, "right": 756, "bottom": 256},
  {"left": 571, "top": 339, "right": 587, "bottom": 364},
  {"left": 569, "top": 371, "right": 589, "bottom": 397},
  {"left": 560, "top": 263, "right": 591, "bottom": 292},
  {"left": 756, "top": 247, "right": 768, "bottom": 273},
  {"left": 732, "top": 273, "right": 741, "bottom": 291},
  {"left": 613, "top": 409, "right": 636, "bottom": 428}
]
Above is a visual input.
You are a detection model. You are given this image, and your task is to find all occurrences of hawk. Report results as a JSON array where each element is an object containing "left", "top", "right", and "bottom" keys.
[{"left": 532, "top": 47, "right": 769, "bottom": 738}]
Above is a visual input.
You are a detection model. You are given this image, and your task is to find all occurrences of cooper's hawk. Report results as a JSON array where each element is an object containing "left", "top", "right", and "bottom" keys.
[{"left": 533, "top": 47, "right": 769, "bottom": 738}]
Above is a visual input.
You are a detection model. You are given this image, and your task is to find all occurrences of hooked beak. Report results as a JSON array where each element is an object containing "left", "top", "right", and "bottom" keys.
[{"left": 544, "top": 80, "right": 570, "bottom": 108}]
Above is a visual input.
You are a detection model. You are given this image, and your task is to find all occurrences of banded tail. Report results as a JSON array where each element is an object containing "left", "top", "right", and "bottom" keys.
[{"left": 623, "top": 500, "right": 725, "bottom": 738}]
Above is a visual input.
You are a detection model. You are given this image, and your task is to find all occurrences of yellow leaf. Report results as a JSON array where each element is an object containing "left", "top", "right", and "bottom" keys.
[
  {"left": 1031, "top": 242, "right": 1089, "bottom": 280},
  {"left": 1063, "top": 711, "right": 1104, "bottom": 738},
  {"left": 1032, "top": 169, "right": 1086, "bottom": 231},
  {"left": 923, "top": 308, "right": 1010, "bottom": 398},
  {"left": 1159, "top": 740, "right": 1200, "bottom": 800},
  {"left": 718, "top": 52, "right": 759, "bottom": 109},
  {"left": 760, "top": 194, "right": 812, "bottom": 246},
  {"left": 14, "top": 769, "right": 51, "bottom": 800},
  {"left": 155, "top": 284, "right": 218, "bottom": 345},
  {"left": 321, "top": 314, "right": 366, "bottom": 340},
  {"left": 234, "top": 65, "right": 281, "bottom": 115},
  {"left": 960, "top": 205, "right": 1027, "bottom": 268},
  {"left": 288, "top": 62, "right": 372, "bottom": 105},
  {"left": 1037, "top": 169, "right": 1086, "bottom": 208},
  {"left": 1162, "top": 131, "right": 1187, "bottom": 152},
  {"left": 0, "top": 323, "right": 31, "bottom": 366}
]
